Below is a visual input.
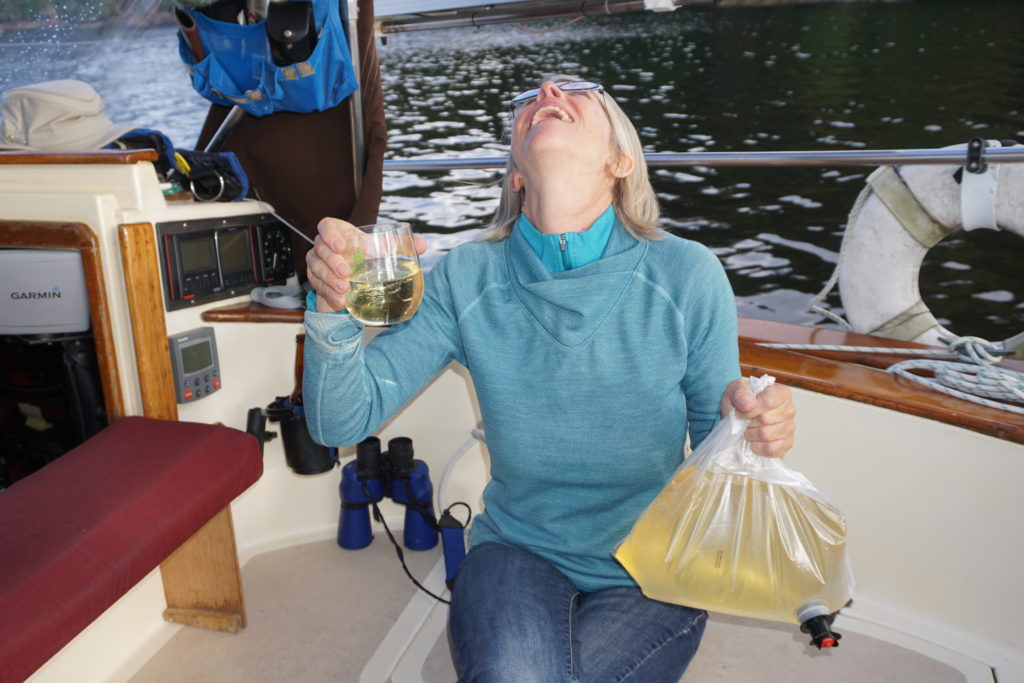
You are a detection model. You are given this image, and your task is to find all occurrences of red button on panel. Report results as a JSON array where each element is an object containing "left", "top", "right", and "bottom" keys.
[
  {"left": 213, "top": 378, "right": 221, "bottom": 389},
  {"left": 184, "top": 388, "right": 193, "bottom": 400}
]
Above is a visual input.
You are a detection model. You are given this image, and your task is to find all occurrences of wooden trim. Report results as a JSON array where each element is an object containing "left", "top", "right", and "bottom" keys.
[
  {"left": 202, "top": 300, "right": 305, "bottom": 324},
  {"left": 0, "top": 220, "right": 96, "bottom": 248},
  {"left": 0, "top": 149, "right": 158, "bottom": 165},
  {"left": 739, "top": 319, "right": 1024, "bottom": 445},
  {"left": 118, "top": 222, "right": 178, "bottom": 421},
  {"left": 160, "top": 507, "right": 247, "bottom": 633},
  {"left": 0, "top": 220, "right": 125, "bottom": 420},
  {"left": 119, "top": 223, "right": 249, "bottom": 632}
]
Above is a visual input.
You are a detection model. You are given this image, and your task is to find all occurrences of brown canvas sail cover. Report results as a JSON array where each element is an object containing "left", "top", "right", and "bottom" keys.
[{"left": 195, "top": 0, "right": 386, "bottom": 281}]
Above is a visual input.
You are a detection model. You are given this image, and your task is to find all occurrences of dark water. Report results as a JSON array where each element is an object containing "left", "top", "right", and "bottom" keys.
[
  {"left": 2, "top": 0, "right": 1022, "bottom": 340},
  {"left": 375, "top": 0, "right": 1024, "bottom": 341}
]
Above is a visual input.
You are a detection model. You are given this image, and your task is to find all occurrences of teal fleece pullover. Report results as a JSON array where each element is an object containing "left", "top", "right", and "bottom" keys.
[
  {"left": 515, "top": 205, "right": 614, "bottom": 272},
  {"left": 303, "top": 216, "right": 740, "bottom": 591}
]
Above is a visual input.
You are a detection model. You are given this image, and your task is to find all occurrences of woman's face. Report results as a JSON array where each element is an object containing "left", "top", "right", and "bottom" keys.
[{"left": 509, "top": 81, "right": 618, "bottom": 188}]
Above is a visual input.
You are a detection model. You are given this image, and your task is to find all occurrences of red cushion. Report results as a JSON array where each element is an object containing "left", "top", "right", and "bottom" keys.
[{"left": 0, "top": 416, "right": 262, "bottom": 683}]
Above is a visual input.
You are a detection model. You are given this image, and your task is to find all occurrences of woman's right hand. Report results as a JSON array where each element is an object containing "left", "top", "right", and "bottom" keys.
[
  {"left": 306, "top": 217, "right": 358, "bottom": 313},
  {"left": 306, "top": 218, "right": 430, "bottom": 313}
]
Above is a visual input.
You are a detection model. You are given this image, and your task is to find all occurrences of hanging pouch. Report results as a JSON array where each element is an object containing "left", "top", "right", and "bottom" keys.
[
  {"left": 267, "top": 2, "right": 317, "bottom": 66},
  {"left": 176, "top": 0, "right": 358, "bottom": 117},
  {"left": 615, "top": 375, "right": 854, "bottom": 627}
]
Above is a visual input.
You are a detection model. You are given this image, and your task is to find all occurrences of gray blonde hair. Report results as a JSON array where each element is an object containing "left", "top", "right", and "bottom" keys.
[{"left": 486, "top": 75, "right": 662, "bottom": 241}]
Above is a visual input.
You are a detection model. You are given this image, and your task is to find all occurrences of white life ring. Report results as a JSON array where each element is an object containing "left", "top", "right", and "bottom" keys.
[{"left": 838, "top": 142, "right": 1024, "bottom": 356}]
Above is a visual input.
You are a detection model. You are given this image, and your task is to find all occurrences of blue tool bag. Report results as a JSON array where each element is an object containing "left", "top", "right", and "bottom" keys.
[
  {"left": 175, "top": 0, "right": 359, "bottom": 117},
  {"left": 116, "top": 128, "right": 251, "bottom": 201}
]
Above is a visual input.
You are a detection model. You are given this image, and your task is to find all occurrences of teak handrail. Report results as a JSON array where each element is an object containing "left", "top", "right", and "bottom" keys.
[{"left": 202, "top": 301, "right": 307, "bottom": 323}]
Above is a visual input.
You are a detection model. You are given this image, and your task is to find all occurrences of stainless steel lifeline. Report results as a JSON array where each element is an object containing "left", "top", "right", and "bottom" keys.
[{"left": 381, "top": 145, "right": 1024, "bottom": 171}]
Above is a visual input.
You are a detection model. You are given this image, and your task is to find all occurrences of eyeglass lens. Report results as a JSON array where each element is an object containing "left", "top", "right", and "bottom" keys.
[{"left": 509, "top": 81, "right": 602, "bottom": 115}]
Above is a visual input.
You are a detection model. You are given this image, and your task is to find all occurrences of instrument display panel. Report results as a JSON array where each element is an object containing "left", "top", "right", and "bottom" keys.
[{"left": 157, "top": 213, "right": 295, "bottom": 311}]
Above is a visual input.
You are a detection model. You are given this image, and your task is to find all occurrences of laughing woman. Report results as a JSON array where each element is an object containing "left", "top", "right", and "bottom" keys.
[{"left": 303, "top": 78, "right": 796, "bottom": 682}]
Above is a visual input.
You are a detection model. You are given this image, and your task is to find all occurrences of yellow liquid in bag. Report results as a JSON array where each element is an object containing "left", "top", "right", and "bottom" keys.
[{"left": 615, "top": 468, "right": 851, "bottom": 623}]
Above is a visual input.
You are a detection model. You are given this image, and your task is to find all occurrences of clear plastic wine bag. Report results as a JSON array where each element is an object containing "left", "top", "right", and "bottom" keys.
[{"left": 615, "top": 375, "right": 854, "bottom": 630}]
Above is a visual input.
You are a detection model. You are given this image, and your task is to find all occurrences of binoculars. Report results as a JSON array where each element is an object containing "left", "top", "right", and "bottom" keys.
[{"left": 338, "top": 436, "right": 438, "bottom": 551}]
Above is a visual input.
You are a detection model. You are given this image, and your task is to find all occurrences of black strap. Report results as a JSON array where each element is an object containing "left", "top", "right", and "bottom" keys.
[
  {"left": 361, "top": 482, "right": 449, "bottom": 605},
  {"left": 442, "top": 501, "right": 473, "bottom": 528},
  {"left": 954, "top": 137, "right": 1019, "bottom": 184},
  {"left": 399, "top": 478, "right": 440, "bottom": 532}
]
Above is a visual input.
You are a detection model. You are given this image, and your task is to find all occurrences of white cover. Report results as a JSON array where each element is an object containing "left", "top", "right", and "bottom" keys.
[{"left": 0, "top": 249, "right": 90, "bottom": 334}]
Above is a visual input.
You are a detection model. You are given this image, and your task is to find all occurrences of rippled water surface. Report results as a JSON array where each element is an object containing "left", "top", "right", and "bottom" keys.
[{"left": 2, "top": 0, "right": 1023, "bottom": 340}]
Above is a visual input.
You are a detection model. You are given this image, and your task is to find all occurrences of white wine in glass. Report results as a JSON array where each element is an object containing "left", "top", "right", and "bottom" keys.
[{"left": 346, "top": 223, "right": 424, "bottom": 326}]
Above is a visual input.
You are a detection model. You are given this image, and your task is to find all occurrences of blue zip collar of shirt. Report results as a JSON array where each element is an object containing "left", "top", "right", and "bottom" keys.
[{"left": 515, "top": 205, "right": 617, "bottom": 274}]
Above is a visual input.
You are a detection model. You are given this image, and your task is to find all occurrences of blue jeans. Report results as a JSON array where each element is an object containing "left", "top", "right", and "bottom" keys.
[{"left": 448, "top": 543, "right": 707, "bottom": 683}]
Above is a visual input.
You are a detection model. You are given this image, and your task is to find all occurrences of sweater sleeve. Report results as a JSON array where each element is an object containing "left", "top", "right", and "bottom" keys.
[
  {"left": 302, "top": 256, "right": 466, "bottom": 446},
  {"left": 681, "top": 245, "right": 741, "bottom": 449}
]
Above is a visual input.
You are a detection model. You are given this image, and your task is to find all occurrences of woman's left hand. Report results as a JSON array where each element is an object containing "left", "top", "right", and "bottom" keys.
[{"left": 719, "top": 379, "right": 796, "bottom": 459}]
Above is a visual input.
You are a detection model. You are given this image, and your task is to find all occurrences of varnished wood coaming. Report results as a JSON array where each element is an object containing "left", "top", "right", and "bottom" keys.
[
  {"left": 0, "top": 220, "right": 125, "bottom": 420},
  {"left": 740, "top": 319, "right": 1024, "bottom": 445},
  {"left": 0, "top": 149, "right": 157, "bottom": 165}
]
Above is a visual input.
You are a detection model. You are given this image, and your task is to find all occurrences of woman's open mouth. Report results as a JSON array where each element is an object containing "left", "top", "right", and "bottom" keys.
[{"left": 530, "top": 104, "right": 573, "bottom": 129}]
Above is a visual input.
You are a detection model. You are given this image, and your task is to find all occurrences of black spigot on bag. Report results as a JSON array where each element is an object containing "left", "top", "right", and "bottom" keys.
[{"left": 798, "top": 602, "right": 843, "bottom": 649}]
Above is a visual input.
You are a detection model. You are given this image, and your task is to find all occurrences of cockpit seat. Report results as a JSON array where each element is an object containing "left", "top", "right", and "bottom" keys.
[{"left": 0, "top": 416, "right": 263, "bottom": 683}]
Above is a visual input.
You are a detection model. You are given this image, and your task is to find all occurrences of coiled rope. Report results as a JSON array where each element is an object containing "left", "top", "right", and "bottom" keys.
[{"left": 758, "top": 336, "right": 1024, "bottom": 415}]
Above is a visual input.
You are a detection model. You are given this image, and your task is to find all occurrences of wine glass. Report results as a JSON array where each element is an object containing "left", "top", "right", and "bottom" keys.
[{"left": 345, "top": 222, "right": 424, "bottom": 326}]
